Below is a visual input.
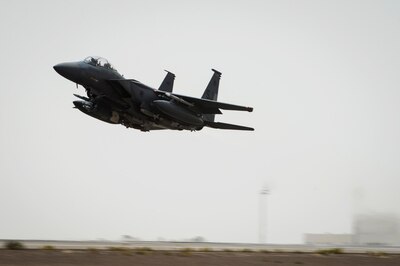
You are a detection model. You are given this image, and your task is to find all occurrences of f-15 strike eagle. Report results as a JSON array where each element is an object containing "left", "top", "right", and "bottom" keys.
[{"left": 53, "top": 56, "right": 254, "bottom": 132}]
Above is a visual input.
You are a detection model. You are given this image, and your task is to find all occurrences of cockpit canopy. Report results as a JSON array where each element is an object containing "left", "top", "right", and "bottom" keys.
[{"left": 83, "top": 56, "right": 117, "bottom": 72}]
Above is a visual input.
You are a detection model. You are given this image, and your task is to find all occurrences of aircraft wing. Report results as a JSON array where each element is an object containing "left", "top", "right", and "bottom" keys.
[
  {"left": 107, "top": 79, "right": 253, "bottom": 115},
  {"left": 106, "top": 79, "right": 133, "bottom": 98},
  {"left": 153, "top": 90, "right": 252, "bottom": 114},
  {"left": 172, "top": 93, "right": 253, "bottom": 114},
  {"left": 107, "top": 79, "right": 157, "bottom": 98}
]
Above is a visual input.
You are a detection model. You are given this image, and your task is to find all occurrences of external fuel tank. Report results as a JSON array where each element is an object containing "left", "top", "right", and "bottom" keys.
[{"left": 152, "top": 100, "right": 203, "bottom": 126}]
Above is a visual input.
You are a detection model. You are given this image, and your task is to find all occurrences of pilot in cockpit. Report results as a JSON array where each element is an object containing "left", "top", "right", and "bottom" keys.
[
  {"left": 90, "top": 57, "right": 98, "bottom": 66},
  {"left": 84, "top": 56, "right": 118, "bottom": 72}
]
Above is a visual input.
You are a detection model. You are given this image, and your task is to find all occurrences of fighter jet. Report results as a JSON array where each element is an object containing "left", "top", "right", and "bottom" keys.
[{"left": 53, "top": 56, "right": 254, "bottom": 132}]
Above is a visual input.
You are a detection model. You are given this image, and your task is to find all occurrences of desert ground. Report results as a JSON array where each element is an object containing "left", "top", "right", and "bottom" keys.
[{"left": 1, "top": 250, "right": 400, "bottom": 266}]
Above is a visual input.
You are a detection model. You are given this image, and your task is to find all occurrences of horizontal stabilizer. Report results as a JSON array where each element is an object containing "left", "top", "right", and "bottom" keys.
[{"left": 204, "top": 121, "right": 254, "bottom": 131}]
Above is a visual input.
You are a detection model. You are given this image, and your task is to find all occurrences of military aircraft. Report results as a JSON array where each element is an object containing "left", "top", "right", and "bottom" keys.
[{"left": 53, "top": 56, "right": 254, "bottom": 131}]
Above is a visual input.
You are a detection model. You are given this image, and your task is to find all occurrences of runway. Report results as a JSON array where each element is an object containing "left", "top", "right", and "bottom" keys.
[{"left": 1, "top": 240, "right": 400, "bottom": 254}]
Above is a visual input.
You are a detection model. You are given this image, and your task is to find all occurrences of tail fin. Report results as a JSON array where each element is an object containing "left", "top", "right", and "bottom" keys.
[
  {"left": 202, "top": 69, "right": 221, "bottom": 122},
  {"left": 204, "top": 121, "right": 254, "bottom": 131},
  {"left": 158, "top": 70, "right": 175, "bottom": 92}
]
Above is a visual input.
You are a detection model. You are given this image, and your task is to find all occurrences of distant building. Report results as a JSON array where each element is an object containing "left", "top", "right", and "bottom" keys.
[
  {"left": 304, "top": 234, "right": 353, "bottom": 245},
  {"left": 304, "top": 213, "right": 400, "bottom": 246},
  {"left": 353, "top": 214, "right": 400, "bottom": 245}
]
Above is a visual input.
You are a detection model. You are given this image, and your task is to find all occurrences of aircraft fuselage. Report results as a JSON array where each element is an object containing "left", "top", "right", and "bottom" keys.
[{"left": 54, "top": 56, "right": 254, "bottom": 132}]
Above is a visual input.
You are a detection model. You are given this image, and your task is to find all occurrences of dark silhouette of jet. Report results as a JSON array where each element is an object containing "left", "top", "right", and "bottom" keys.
[{"left": 54, "top": 56, "right": 254, "bottom": 131}]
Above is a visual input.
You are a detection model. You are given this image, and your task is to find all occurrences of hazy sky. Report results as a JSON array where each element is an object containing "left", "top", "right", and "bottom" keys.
[{"left": 0, "top": 0, "right": 399, "bottom": 244}]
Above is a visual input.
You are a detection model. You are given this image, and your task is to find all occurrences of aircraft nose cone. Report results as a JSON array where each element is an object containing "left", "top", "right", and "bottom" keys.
[
  {"left": 53, "top": 62, "right": 71, "bottom": 75},
  {"left": 53, "top": 62, "right": 82, "bottom": 83},
  {"left": 53, "top": 63, "right": 62, "bottom": 73}
]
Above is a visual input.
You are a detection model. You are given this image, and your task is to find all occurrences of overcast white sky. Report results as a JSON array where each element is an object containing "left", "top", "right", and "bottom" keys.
[{"left": 0, "top": 0, "right": 399, "bottom": 244}]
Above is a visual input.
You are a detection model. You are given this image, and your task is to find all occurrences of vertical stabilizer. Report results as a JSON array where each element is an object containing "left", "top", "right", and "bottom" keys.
[
  {"left": 158, "top": 70, "right": 175, "bottom": 92},
  {"left": 202, "top": 69, "right": 221, "bottom": 122}
]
